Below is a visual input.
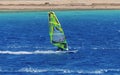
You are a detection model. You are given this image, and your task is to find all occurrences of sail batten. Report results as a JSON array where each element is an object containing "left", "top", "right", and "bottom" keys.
[{"left": 48, "top": 11, "right": 68, "bottom": 51}]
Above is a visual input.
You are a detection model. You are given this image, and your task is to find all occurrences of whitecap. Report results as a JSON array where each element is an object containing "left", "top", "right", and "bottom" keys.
[
  {"left": 17, "top": 67, "right": 115, "bottom": 74},
  {"left": 18, "top": 67, "right": 47, "bottom": 73},
  {"left": 0, "top": 67, "right": 120, "bottom": 74}
]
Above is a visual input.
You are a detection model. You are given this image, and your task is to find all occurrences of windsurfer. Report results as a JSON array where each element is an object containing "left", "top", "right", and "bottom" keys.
[{"left": 49, "top": 11, "right": 69, "bottom": 51}]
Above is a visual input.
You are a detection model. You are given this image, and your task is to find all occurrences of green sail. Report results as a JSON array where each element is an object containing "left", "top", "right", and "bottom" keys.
[{"left": 48, "top": 11, "right": 68, "bottom": 50}]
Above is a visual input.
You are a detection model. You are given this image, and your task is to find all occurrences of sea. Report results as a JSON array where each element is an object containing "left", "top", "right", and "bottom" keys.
[{"left": 0, "top": 10, "right": 120, "bottom": 75}]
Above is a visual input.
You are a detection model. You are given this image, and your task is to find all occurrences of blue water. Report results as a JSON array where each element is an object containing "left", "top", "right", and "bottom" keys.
[{"left": 0, "top": 10, "right": 120, "bottom": 75}]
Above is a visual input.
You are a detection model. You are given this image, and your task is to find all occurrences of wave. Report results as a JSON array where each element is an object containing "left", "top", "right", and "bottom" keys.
[
  {"left": 18, "top": 67, "right": 104, "bottom": 74},
  {"left": 0, "top": 50, "right": 71, "bottom": 55},
  {"left": 91, "top": 47, "right": 120, "bottom": 50},
  {"left": 118, "top": 30, "right": 120, "bottom": 32},
  {"left": 17, "top": 68, "right": 120, "bottom": 74},
  {"left": 0, "top": 67, "right": 119, "bottom": 74}
]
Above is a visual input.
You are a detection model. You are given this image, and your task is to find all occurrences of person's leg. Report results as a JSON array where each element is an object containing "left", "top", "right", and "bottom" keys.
[
  {"left": 57, "top": 47, "right": 61, "bottom": 51},
  {"left": 57, "top": 47, "right": 63, "bottom": 51}
]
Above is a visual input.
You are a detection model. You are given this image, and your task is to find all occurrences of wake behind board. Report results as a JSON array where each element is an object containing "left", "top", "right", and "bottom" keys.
[{"left": 55, "top": 50, "right": 78, "bottom": 53}]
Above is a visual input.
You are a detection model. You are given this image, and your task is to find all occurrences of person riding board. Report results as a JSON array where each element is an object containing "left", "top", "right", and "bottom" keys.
[
  {"left": 57, "top": 47, "right": 64, "bottom": 51},
  {"left": 57, "top": 42, "right": 67, "bottom": 51}
]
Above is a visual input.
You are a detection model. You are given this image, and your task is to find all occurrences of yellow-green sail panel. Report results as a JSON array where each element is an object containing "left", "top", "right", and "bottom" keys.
[{"left": 48, "top": 11, "right": 68, "bottom": 50}]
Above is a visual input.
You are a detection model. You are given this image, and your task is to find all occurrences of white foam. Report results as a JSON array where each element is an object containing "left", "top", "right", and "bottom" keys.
[
  {"left": 92, "top": 47, "right": 98, "bottom": 50},
  {"left": 91, "top": 47, "right": 120, "bottom": 50},
  {"left": 18, "top": 67, "right": 47, "bottom": 73},
  {"left": 0, "top": 50, "right": 68, "bottom": 55},
  {"left": 18, "top": 67, "right": 120, "bottom": 74},
  {"left": 77, "top": 70, "right": 103, "bottom": 74},
  {"left": 0, "top": 67, "right": 120, "bottom": 74},
  {"left": 101, "top": 69, "right": 120, "bottom": 72}
]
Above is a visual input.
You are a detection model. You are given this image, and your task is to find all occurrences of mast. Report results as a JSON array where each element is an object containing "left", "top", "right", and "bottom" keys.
[{"left": 48, "top": 11, "right": 68, "bottom": 51}]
